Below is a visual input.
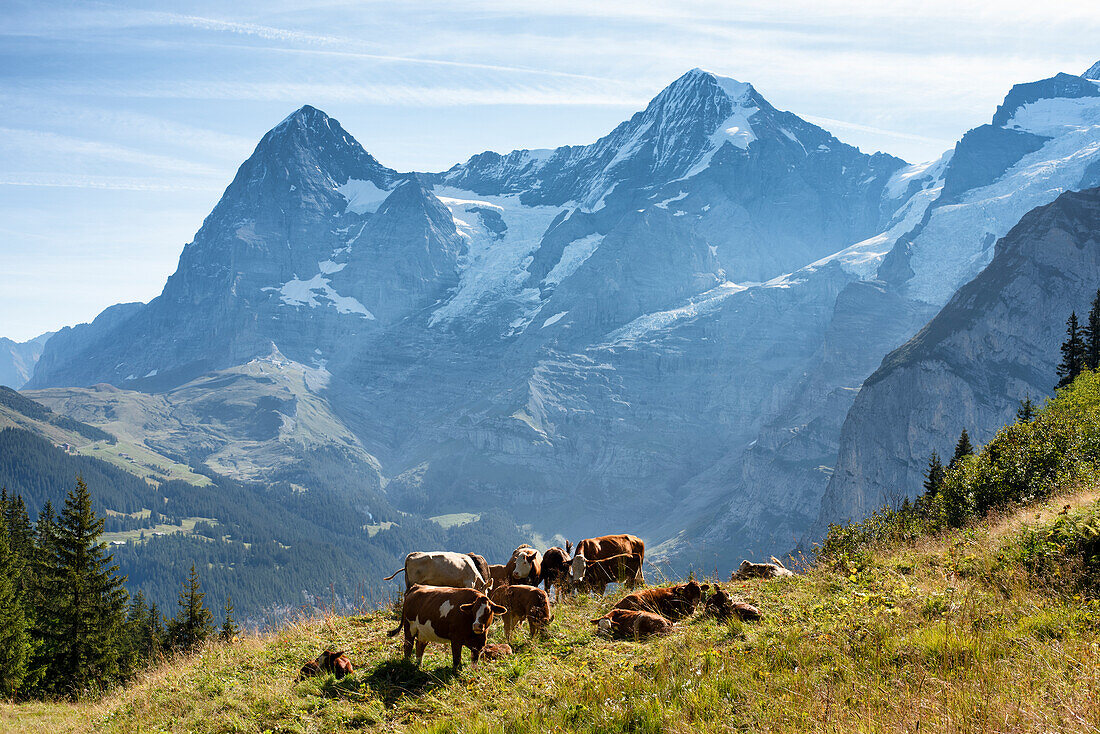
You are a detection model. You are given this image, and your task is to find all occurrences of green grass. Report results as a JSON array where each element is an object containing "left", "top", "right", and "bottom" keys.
[
  {"left": 100, "top": 516, "right": 219, "bottom": 545},
  {"left": 4, "top": 490, "right": 1100, "bottom": 733},
  {"left": 428, "top": 513, "right": 481, "bottom": 529}
]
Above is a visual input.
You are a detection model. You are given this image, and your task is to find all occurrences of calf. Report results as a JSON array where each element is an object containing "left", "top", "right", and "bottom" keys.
[
  {"left": 488, "top": 563, "right": 510, "bottom": 588},
  {"left": 730, "top": 557, "right": 794, "bottom": 581},
  {"left": 297, "top": 649, "right": 354, "bottom": 680},
  {"left": 578, "top": 552, "right": 643, "bottom": 594},
  {"left": 703, "top": 587, "right": 762, "bottom": 622},
  {"left": 480, "top": 643, "right": 513, "bottom": 660},
  {"left": 489, "top": 583, "right": 554, "bottom": 642},
  {"left": 540, "top": 546, "right": 587, "bottom": 595},
  {"left": 505, "top": 544, "right": 543, "bottom": 586},
  {"left": 592, "top": 609, "right": 673, "bottom": 639},
  {"left": 387, "top": 585, "right": 507, "bottom": 670},
  {"left": 612, "top": 580, "right": 709, "bottom": 621},
  {"left": 383, "top": 551, "right": 488, "bottom": 591}
]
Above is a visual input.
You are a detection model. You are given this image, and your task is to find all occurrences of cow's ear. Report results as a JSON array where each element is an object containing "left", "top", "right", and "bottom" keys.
[
  {"left": 490, "top": 602, "right": 508, "bottom": 614},
  {"left": 459, "top": 602, "right": 476, "bottom": 613},
  {"left": 701, "top": 583, "right": 710, "bottom": 591}
]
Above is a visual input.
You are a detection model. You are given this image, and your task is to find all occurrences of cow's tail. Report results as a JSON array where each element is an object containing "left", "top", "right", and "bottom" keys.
[
  {"left": 386, "top": 620, "right": 404, "bottom": 638},
  {"left": 770, "top": 556, "right": 787, "bottom": 569},
  {"left": 382, "top": 567, "right": 406, "bottom": 581}
]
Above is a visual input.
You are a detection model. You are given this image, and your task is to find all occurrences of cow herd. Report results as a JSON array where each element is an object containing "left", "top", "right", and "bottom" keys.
[{"left": 298, "top": 533, "right": 794, "bottom": 678}]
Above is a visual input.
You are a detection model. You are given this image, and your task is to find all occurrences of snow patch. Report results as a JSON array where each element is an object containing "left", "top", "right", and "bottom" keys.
[
  {"left": 264, "top": 273, "right": 375, "bottom": 319},
  {"left": 542, "top": 311, "right": 569, "bottom": 328},
  {"left": 542, "top": 234, "right": 602, "bottom": 288},
  {"left": 337, "top": 178, "right": 391, "bottom": 215}
]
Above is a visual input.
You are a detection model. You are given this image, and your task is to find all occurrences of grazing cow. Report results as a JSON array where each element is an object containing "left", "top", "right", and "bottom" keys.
[
  {"left": 480, "top": 643, "right": 513, "bottom": 660},
  {"left": 505, "top": 544, "right": 543, "bottom": 586},
  {"left": 612, "top": 580, "right": 709, "bottom": 621},
  {"left": 592, "top": 609, "right": 673, "bottom": 639},
  {"left": 489, "top": 583, "right": 554, "bottom": 642},
  {"left": 540, "top": 546, "right": 587, "bottom": 594},
  {"left": 383, "top": 551, "right": 489, "bottom": 591},
  {"left": 577, "top": 552, "right": 643, "bottom": 594},
  {"left": 575, "top": 535, "right": 645, "bottom": 584},
  {"left": 730, "top": 557, "right": 794, "bottom": 581},
  {"left": 387, "top": 585, "right": 507, "bottom": 670},
  {"left": 703, "top": 587, "right": 762, "bottom": 622},
  {"left": 297, "top": 649, "right": 354, "bottom": 680}
]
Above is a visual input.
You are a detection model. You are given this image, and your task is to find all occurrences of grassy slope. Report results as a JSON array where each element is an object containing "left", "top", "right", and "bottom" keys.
[{"left": 4, "top": 490, "right": 1100, "bottom": 733}]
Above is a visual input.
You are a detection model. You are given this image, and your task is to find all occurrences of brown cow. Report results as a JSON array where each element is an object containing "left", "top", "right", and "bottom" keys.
[
  {"left": 480, "top": 643, "right": 513, "bottom": 660},
  {"left": 577, "top": 553, "right": 643, "bottom": 594},
  {"left": 297, "top": 649, "right": 354, "bottom": 680},
  {"left": 383, "top": 551, "right": 489, "bottom": 591},
  {"left": 575, "top": 535, "right": 645, "bottom": 584},
  {"left": 730, "top": 557, "right": 794, "bottom": 581},
  {"left": 489, "top": 583, "right": 554, "bottom": 642},
  {"left": 540, "top": 546, "right": 587, "bottom": 595},
  {"left": 386, "top": 585, "right": 507, "bottom": 670},
  {"left": 505, "top": 544, "right": 543, "bottom": 586},
  {"left": 612, "top": 580, "right": 708, "bottom": 621},
  {"left": 488, "top": 563, "right": 510, "bottom": 588},
  {"left": 703, "top": 587, "right": 762, "bottom": 622},
  {"left": 592, "top": 609, "right": 673, "bottom": 639}
]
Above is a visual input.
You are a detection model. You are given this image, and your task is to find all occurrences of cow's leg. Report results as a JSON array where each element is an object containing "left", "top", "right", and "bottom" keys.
[
  {"left": 402, "top": 623, "right": 413, "bottom": 660},
  {"left": 451, "top": 640, "right": 464, "bottom": 670},
  {"left": 504, "top": 615, "right": 515, "bottom": 643},
  {"left": 469, "top": 644, "right": 481, "bottom": 666},
  {"left": 415, "top": 640, "right": 428, "bottom": 668}
]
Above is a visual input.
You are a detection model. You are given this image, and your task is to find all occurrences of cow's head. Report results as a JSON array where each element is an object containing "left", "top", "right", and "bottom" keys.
[
  {"left": 568, "top": 553, "right": 587, "bottom": 582},
  {"left": 528, "top": 595, "right": 552, "bottom": 628},
  {"left": 461, "top": 595, "right": 508, "bottom": 635},
  {"left": 592, "top": 615, "right": 613, "bottom": 635},
  {"left": 512, "top": 548, "right": 539, "bottom": 579},
  {"left": 677, "top": 580, "right": 708, "bottom": 604}
]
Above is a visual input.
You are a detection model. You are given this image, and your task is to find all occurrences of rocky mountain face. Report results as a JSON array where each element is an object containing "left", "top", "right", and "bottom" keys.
[
  {"left": 816, "top": 185, "right": 1100, "bottom": 529},
  {"left": 0, "top": 332, "right": 53, "bottom": 389},
  {"left": 23, "top": 64, "right": 1100, "bottom": 569}
]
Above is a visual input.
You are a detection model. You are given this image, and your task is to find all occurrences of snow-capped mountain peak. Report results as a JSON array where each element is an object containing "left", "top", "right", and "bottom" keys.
[{"left": 1084, "top": 60, "right": 1100, "bottom": 81}]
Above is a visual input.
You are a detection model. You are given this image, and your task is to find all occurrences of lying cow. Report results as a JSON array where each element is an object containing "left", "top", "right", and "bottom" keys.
[
  {"left": 703, "top": 587, "right": 762, "bottom": 622},
  {"left": 387, "top": 585, "right": 507, "bottom": 670},
  {"left": 505, "top": 544, "right": 543, "bottom": 586},
  {"left": 489, "top": 583, "right": 554, "bottom": 642},
  {"left": 297, "top": 649, "right": 354, "bottom": 680},
  {"left": 480, "top": 643, "right": 513, "bottom": 660},
  {"left": 383, "top": 551, "right": 489, "bottom": 591},
  {"left": 575, "top": 534, "right": 645, "bottom": 567},
  {"left": 612, "top": 580, "right": 709, "bottom": 621},
  {"left": 730, "top": 557, "right": 794, "bottom": 581},
  {"left": 592, "top": 609, "right": 673, "bottom": 639},
  {"left": 540, "top": 546, "right": 586, "bottom": 595},
  {"left": 578, "top": 552, "right": 643, "bottom": 594}
]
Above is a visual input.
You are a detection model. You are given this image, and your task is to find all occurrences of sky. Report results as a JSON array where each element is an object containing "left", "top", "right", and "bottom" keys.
[{"left": 1, "top": 1, "right": 1098, "bottom": 342}]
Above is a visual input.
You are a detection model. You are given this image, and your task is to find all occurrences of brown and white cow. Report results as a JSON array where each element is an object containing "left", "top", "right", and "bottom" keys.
[
  {"left": 487, "top": 563, "right": 510, "bottom": 588},
  {"left": 730, "top": 557, "right": 794, "bottom": 581},
  {"left": 386, "top": 585, "right": 507, "bottom": 670},
  {"left": 575, "top": 535, "right": 645, "bottom": 584},
  {"left": 612, "top": 580, "right": 708, "bottom": 621},
  {"left": 505, "top": 544, "right": 543, "bottom": 586},
  {"left": 466, "top": 553, "right": 491, "bottom": 586},
  {"left": 591, "top": 609, "right": 674, "bottom": 639},
  {"left": 540, "top": 546, "right": 587, "bottom": 595},
  {"left": 577, "top": 552, "right": 643, "bottom": 594},
  {"left": 296, "top": 649, "right": 354, "bottom": 680},
  {"left": 383, "top": 551, "right": 489, "bottom": 591},
  {"left": 489, "top": 583, "right": 554, "bottom": 642},
  {"left": 703, "top": 587, "right": 762, "bottom": 622}
]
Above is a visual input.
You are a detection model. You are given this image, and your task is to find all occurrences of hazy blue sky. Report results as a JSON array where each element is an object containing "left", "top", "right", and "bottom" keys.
[{"left": 1, "top": 0, "right": 1098, "bottom": 341}]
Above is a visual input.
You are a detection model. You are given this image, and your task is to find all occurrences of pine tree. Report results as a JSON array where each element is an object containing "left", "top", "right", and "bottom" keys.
[
  {"left": 949, "top": 430, "right": 975, "bottom": 469},
  {"left": 1016, "top": 395, "right": 1037, "bottom": 423},
  {"left": 922, "top": 451, "right": 945, "bottom": 498},
  {"left": 1057, "top": 311, "right": 1088, "bottom": 388},
  {"left": 1086, "top": 290, "right": 1100, "bottom": 371},
  {"left": 168, "top": 564, "right": 214, "bottom": 652},
  {"left": 219, "top": 594, "right": 239, "bottom": 643},
  {"left": 35, "top": 477, "right": 129, "bottom": 697},
  {"left": 0, "top": 512, "right": 31, "bottom": 698}
]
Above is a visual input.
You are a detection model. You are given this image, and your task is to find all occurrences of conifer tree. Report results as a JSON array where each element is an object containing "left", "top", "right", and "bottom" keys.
[
  {"left": 922, "top": 451, "right": 945, "bottom": 498},
  {"left": 35, "top": 478, "right": 129, "bottom": 697},
  {"left": 168, "top": 564, "right": 213, "bottom": 652},
  {"left": 1016, "top": 395, "right": 1037, "bottom": 423},
  {"left": 949, "top": 430, "right": 975, "bottom": 469},
  {"left": 219, "top": 594, "right": 239, "bottom": 643},
  {"left": 0, "top": 512, "right": 31, "bottom": 698},
  {"left": 1057, "top": 311, "right": 1088, "bottom": 388},
  {"left": 1086, "top": 289, "right": 1100, "bottom": 370}
]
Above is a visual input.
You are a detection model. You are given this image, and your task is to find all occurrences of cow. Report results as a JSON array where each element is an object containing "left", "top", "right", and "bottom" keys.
[
  {"left": 612, "top": 580, "right": 709, "bottom": 621},
  {"left": 489, "top": 583, "right": 554, "bottom": 642},
  {"left": 466, "top": 553, "right": 490, "bottom": 586},
  {"left": 730, "top": 557, "right": 794, "bottom": 581},
  {"left": 382, "top": 551, "right": 489, "bottom": 591},
  {"left": 488, "top": 563, "right": 510, "bottom": 588},
  {"left": 703, "top": 587, "right": 762, "bottom": 622},
  {"left": 505, "top": 544, "right": 543, "bottom": 586},
  {"left": 577, "top": 552, "right": 642, "bottom": 594},
  {"left": 575, "top": 534, "right": 645, "bottom": 585},
  {"left": 386, "top": 585, "right": 507, "bottom": 670},
  {"left": 480, "top": 643, "right": 513, "bottom": 660},
  {"left": 540, "top": 546, "right": 587, "bottom": 595},
  {"left": 592, "top": 609, "right": 674, "bottom": 639},
  {"left": 296, "top": 649, "right": 354, "bottom": 680}
]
